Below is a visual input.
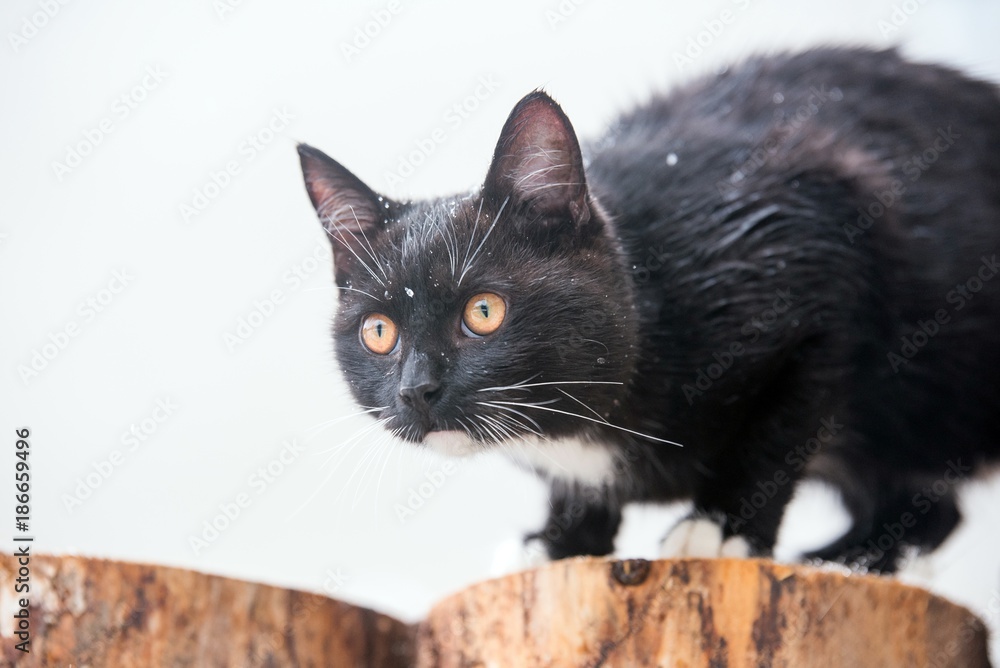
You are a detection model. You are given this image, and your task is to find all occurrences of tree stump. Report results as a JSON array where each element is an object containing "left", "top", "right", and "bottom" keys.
[
  {"left": 0, "top": 554, "right": 412, "bottom": 667},
  {"left": 0, "top": 554, "right": 991, "bottom": 667},
  {"left": 418, "top": 557, "right": 991, "bottom": 667}
]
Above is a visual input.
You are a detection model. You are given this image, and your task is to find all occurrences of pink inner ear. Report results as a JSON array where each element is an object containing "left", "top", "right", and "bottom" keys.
[
  {"left": 486, "top": 92, "right": 588, "bottom": 220},
  {"left": 512, "top": 142, "right": 573, "bottom": 196},
  {"left": 299, "top": 145, "right": 381, "bottom": 234},
  {"left": 315, "top": 186, "right": 376, "bottom": 232},
  {"left": 299, "top": 144, "right": 388, "bottom": 285}
]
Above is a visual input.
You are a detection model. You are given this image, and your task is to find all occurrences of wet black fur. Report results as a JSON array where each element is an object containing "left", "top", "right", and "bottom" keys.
[{"left": 299, "top": 48, "right": 1000, "bottom": 572}]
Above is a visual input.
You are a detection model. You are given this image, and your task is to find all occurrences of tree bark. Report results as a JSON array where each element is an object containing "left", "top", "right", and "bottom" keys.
[
  {"left": 418, "top": 557, "right": 991, "bottom": 668},
  {"left": 0, "top": 554, "right": 413, "bottom": 667},
  {"left": 0, "top": 554, "right": 990, "bottom": 667}
]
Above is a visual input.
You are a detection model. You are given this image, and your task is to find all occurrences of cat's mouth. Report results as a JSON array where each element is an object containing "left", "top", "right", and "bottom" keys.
[{"left": 422, "top": 430, "right": 479, "bottom": 458}]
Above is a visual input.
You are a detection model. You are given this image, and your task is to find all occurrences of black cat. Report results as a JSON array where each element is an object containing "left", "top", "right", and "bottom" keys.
[{"left": 298, "top": 47, "right": 1000, "bottom": 572}]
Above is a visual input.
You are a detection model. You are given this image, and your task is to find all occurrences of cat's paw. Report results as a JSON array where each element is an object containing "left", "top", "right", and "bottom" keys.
[
  {"left": 720, "top": 535, "right": 752, "bottom": 558},
  {"left": 899, "top": 549, "right": 936, "bottom": 581},
  {"left": 489, "top": 536, "right": 550, "bottom": 576},
  {"left": 659, "top": 517, "right": 751, "bottom": 559}
]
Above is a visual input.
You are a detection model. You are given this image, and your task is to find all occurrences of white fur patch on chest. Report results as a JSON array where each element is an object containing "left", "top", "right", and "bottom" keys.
[{"left": 509, "top": 436, "right": 618, "bottom": 486}]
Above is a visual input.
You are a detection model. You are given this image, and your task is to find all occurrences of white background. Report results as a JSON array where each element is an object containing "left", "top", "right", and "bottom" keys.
[{"left": 3, "top": 0, "right": 1000, "bottom": 662}]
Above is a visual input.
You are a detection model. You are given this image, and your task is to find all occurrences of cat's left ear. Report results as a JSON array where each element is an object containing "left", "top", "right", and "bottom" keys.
[{"left": 483, "top": 91, "right": 590, "bottom": 226}]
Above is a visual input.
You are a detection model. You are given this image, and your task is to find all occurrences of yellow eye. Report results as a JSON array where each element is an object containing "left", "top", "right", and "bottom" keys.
[
  {"left": 361, "top": 314, "right": 399, "bottom": 354},
  {"left": 463, "top": 293, "right": 506, "bottom": 336}
]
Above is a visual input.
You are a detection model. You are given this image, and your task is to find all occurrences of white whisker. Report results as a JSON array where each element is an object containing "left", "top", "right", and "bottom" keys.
[
  {"left": 486, "top": 398, "right": 560, "bottom": 408},
  {"left": 487, "top": 401, "right": 684, "bottom": 447},
  {"left": 304, "top": 406, "right": 386, "bottom": 437},
  {"left": 477, "top": 401, "right": 544, "bottom": 434},
  {"left": 325, "top": 222, "right": 386, "bottom": 287},
  {"left": 460, "top": 197, "right": 485, "bottom": 278},
  {"left": 557, "top": 388, "right": 607, "bottom": 422},
  {"left": 290, "top": 416, "right": 395, "bottom": 516},
  {"left": 374, "top": 431, "right": 402, "bottom": 505},
  {"left": 346, "top": 205, "right": 387, "bottom": 280},
  {"left": 353, "top": 426, "right": 398, "bottom": 510},
  {"left": 310, "top": 415, "right": 389, "bottom": 456},
  {"left": 455, "top": 417, "right": 474, "bottom": 440},
  {"left": 478, "top": 414, "right": 509, "bottom": 443},
  {"left": 493, "top": 411, "right": 541, "bottom": 437},
  {"left": 339, "top": 430, "right": 390, "bottom": 509},
  {"left": 459, "top": 196, "right": 509, "bottom": 286},
  {"left": 435, "top": 215, "right": 459, "bottom": 279},
  {"left": 336, "top": 285, "right": 384, "bottom": 301},
  {"left": 478, "top": 380, "right": 623, "bottom": 393}
]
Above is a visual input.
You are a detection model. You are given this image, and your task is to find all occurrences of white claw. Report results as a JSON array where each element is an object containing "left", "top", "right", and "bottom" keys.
[{"left": 660, "top": 518, "right": 724, "bottom": 558}]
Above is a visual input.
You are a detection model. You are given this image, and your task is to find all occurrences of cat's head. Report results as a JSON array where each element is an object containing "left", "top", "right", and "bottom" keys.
[{"left": 298, "top": 91, "right": 637, "bottom": 457}]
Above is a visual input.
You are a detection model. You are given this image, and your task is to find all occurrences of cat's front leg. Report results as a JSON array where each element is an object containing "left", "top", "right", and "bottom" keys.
[
  {"left": 490, "top": 481, "right": 622, "bottom": 575},
  {"left": 659, "top": 456, "right": 799, "bottom": 560},
  {"left": 528, "top": 480, "right": 623, "bottom": 560}
]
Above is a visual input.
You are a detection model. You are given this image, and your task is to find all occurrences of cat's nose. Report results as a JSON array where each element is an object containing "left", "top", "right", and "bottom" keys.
[
  {"left": 399, "top": 351, "right": 441, "bottom": 414},
  {"left": 399, "top": 381, "right": 441, "bottom": 412}
]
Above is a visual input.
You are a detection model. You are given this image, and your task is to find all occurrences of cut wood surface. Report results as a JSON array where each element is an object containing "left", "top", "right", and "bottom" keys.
[
  {"left": 0, "top": 554, "right": 990, "bottom": 667},
  {"left": 419, "top": 557, "right": 991, "bottom": 668},
  {"left": 0, "top": 554, "right": 412, "bottom": 667}
]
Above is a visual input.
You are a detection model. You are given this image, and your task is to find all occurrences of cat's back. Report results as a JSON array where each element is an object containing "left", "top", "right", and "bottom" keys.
[
  {"left": 585, "top": 47, "right": 1000, "bottom": 461},
  {"left": 587, "top": 47, "right": 1000, "bottom": 304},
  {"left": 588, "top": 47, "right": 1000, "bottom": 245}
]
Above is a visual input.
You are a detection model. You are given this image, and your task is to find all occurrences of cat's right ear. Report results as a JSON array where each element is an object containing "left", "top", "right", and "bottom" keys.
[
  {"left": 298, "top": 143, "right": 389, "bottom": 286},
  {"left": 482, "top": 91, "right": 590, "bottom": 228}
]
